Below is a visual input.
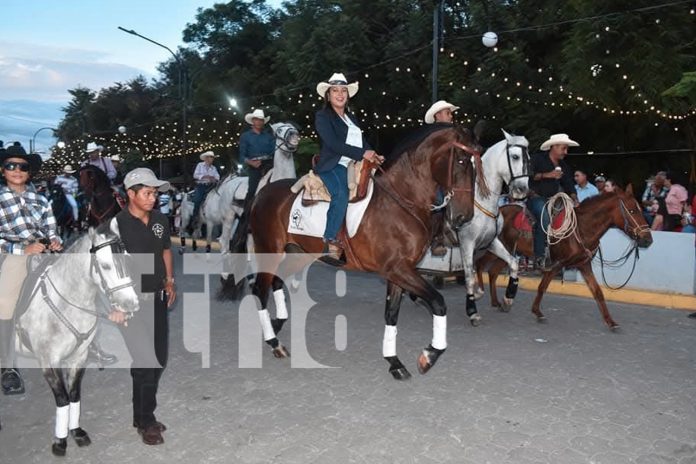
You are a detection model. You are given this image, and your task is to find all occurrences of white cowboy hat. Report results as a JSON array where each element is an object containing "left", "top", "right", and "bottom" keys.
[
  {"left": 316, "top": 73, "right": 359, "bottom": 98},
  {"left": 199, "top": 150, "right": 216, "bottom": 161},
  {"left": 424, "top": 100, "right": 460, "bottom": 124},
  {"left": 63, "top": 164, "right": 76, "bottom": 174},
  {"left": 540, "top": 133, "right": 579, "bottom": 151},
  {"left": 84, "top": 142, "right": 103, "bottom": 153},
  {"left": 244, "top": 109, "right": 270, "bottom": 125},
  {"left": 110, "top": 154, "right": 121, "bottom": 162}
]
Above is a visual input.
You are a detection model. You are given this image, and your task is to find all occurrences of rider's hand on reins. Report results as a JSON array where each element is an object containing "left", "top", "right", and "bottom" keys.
[
  {"left": 108, "top": 309, "right": 129, "bottom": 327},
  {"left": 363, "top": 150, "right": 384, "bottom": 165}
]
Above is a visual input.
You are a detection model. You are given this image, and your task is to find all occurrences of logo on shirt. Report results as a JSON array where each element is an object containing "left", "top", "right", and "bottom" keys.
[
  {"left": 291, "top": 209, "right": 302, "bottom": 228},
  {"left": 152, "top": 223, "right": 164, "bottom": 238}
]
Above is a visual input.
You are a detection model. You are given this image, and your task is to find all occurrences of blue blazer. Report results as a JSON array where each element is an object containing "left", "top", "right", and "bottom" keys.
[{"left": 314, "top": 108, "right": 372, "bottom": 173}]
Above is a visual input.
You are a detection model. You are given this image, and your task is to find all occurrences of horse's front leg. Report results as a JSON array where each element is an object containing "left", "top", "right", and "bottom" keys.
[
  {"left": 389, "top": 269, "right": 447, "bottom": 375},
  {"left": 66, "top": 365, "right": 91, "bottom": 447},
  {"left": 531, "top": 268, "right": 556, "bottom": 322},
  {"left": 576, "top": 262, "right": 619, "bottom": 330},
  {"left": 42, "top": 367, "right": 70, "bottom": 456},
  {"left": 205, "top": 221, "right": 213, "bottom": 253},
  {"left": 488, "top": 238, "right": 519, "bottom": 312},
  {"left": 383, "top": 281, "right": 410, "bottom": 380},
  {"left": 461, "top": 244, "right": 481, "bottom": 327}
]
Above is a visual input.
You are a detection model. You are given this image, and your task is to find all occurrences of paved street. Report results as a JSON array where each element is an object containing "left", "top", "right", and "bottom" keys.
[{"left": 1, "top": 251, "right": 695, "bottom": 463}]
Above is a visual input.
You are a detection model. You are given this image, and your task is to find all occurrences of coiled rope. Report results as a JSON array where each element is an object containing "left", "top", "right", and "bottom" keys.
[{"left": 541, "top": 192, "right": 578, "bottom": 245}]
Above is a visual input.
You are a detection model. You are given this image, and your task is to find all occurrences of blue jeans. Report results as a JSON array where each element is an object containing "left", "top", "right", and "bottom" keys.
[
  {"left": 527, "top": 196, "right": 551, "bottom": 258},
  {"left": 318, "top": 165, "right": 349, "bottom": 241}
]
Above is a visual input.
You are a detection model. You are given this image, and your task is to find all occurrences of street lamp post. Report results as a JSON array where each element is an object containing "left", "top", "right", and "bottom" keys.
[
  {"left": 30, "top": 127, "right": 58, "bottom": 154},
  {"left": 118, "top": 26, "right": 188, "bottom": 181}
]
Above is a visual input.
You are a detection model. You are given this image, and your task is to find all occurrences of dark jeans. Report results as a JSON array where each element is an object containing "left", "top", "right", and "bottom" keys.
[
  {"left": 245, "top": 160, "right": 274, "bottom": 204},
  {"left": 192, "top": 183, "right": 215, "bottom": 224},
  {"left": 527, "top": 195, "right": 551, "bottom": 258},
  {"left": 119, "top": 293, "right": 169, "bottom": 428},
  {"left": 318, "top": 164, "right": 349, "bottom": 241}
]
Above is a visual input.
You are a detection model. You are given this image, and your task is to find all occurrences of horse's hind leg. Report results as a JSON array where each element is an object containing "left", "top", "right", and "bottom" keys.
[
  {"left": 66, "top": 366, "right": 91, "bottom": 447},
  {"left": 461, "top": 246, "right": 481, "bottom": 326},
  {"left": 577, "top": 262, "right": 619, "bottom": 330},
  {"left": 383, "top": 282, "right": 410, "bottom": 380},
  {"left": 252, "top": 272, "right": 289, "bottom": 358},
  {"left": 42, "top": 367, "right": 70, "bottom": 456},
  {"left": 270, "top": 276, "right": 289, "bottom": 335},
  {"left": 487, "top": 259, "right": 508, "bottom": 308}
]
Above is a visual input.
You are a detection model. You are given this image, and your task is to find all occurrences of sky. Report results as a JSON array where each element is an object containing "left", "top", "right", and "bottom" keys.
[{"left": 0, "top": 0, "right": 244, "bottom": 153}]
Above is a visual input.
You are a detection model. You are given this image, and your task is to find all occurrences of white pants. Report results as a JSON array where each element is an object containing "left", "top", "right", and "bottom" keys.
[{"left": 65, "top": 194, "right": 79, "bottom": 221}]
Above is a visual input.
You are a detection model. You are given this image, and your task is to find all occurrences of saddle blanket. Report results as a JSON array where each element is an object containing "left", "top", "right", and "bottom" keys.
[{"left": 287, "top": 180, "right": 374, "bottom": 238}]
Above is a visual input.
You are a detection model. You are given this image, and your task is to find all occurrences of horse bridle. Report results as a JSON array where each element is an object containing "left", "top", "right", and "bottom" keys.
[
  {"left": 506, "top": 143, "right": 531, "bottom": 184},
  {"left": 619, "top": 199, "right": 650, "bottom": 239},
  {"left": 33, "top": 236, "right": 137, "bottom": 354},
  {"left": 274, "top": 123, "right": 299, "bottom": 153}
]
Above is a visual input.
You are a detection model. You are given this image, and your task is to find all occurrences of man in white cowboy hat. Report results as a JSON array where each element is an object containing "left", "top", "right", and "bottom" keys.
[
  {"left": 190, "top": 151, "right": 221, "bottom": 228},
  {"left": 424, "top": 100, "right": 459, "bottom": 124},
  {"left": 110, "top": 154, "right": 126, "bottom": 188},
  {"left": 54, "top": 164, "right": 80, "bottom": 222},
  {"left": 239, "top": 108, "right": 275, "bottom": 204},
  {"left": 81, "top": 142, "right": 117, "bottom": 182},
  {"left": 527, "top": 133, "right": 579, "bottom": 270}
]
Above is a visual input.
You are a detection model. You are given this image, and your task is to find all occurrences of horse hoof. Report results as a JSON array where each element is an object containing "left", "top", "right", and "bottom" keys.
[
  {"left": 491, "top": 302, "right": 501, "bottom": 309},
  {"left": 272, "top": 345, "right": 290, "bottom": 358},
  {"left": 178, "top": 247, "right": 185, "bottom": 255},
  {"left": 70, "top": 428, "right": 91, "bottom": 447},
  {"left": 501, "top": 298, "right": 513, "bottom": 312},
  {"left": 535, "top": 315, "right": 547, "bottom": 323},
  {"left": 469, "top": 314, "right": 482, "bottom": 327},
  {"left": 474, "top": 289, "right": 485, "bottom": 300},
  {"left": 52, "top": 438, "right": 67, "bottom": 456},
  {"left": 609, "top": 323, "right": 620, "bottom": 332},
  {"left": 417, "top": 353, "right": 433, "bottom": 375},
  {"left": 417, "top": 345, "right": 445, "bottom": 375},
  {"left": 389, "top": 367, "right": 412, "bottom": 381}
]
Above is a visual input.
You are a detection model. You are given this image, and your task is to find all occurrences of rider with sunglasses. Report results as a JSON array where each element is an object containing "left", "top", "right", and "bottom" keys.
[{"left": 0, "top": 143, "right": 62, "bottom": 395}]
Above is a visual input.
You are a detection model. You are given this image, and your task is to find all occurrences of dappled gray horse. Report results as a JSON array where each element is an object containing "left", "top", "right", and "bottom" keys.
[
  {"left": 15, "top": 218, "right": 139, "bottom": 456},
  {"left": 457, "top": 131, "right": 530, "bottom": 324}
]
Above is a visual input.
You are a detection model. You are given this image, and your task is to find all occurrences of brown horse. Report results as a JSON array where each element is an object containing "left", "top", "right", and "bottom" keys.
[
  {"left": 79, "top": 165, "right": 122, "bottom": 227},
  {"left": 475, "top": 186, "right": 652, "bottom": 329},
  {"left": 248, "top": 127, "right": 485, "bottom": 379}
]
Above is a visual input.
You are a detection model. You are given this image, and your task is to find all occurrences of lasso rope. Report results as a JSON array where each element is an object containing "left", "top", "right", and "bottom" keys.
[{"left": 541, "top": 192, "right": 578, "bottom": 245}]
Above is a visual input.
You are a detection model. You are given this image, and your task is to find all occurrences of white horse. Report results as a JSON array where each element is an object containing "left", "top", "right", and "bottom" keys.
[
  {"left": 179, "top": 122, "right": 300, "bottom": 254},
  {"left": 15, "top": 218, "right": 140, "bottom": 456},
  {"left": 457, "top": 130, "right": 530, "bottom": 325}
]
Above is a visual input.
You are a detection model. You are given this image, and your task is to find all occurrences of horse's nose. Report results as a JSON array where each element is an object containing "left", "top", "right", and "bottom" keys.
[{"left": 638, "top": 234, "right": 653, "bottom": 248}]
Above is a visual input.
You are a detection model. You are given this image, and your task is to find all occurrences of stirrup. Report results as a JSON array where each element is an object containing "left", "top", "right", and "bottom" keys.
[{"left": 319, "top": 240, "right": 346, "bottom": 266}]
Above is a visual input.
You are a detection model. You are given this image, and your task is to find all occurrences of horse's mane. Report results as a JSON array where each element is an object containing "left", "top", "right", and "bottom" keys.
[{"left": 387, "top": 123, "right": 455, "bottom": 162}]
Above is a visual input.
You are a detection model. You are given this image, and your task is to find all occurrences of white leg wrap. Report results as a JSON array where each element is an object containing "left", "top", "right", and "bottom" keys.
[
  {"left": 432, "top": 315, "right": 447, "bottom": 350},
  {"left": 55, "top": 405, "right": 69, "bottom": 439},
  {"left": 382, "top": 325, "right": 397, "bottom": 357},
  {"left": 69, "top": 401, "right": 81, "bottom": 430},
  {"left": 258, "top": 309, "right": 275, "bottom": 341},
  {"left": 273, "top": 289, "right": 288, "bottom": 320}
]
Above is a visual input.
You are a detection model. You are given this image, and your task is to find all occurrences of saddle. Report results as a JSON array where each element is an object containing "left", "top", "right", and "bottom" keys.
[
  {"left": 508, "top": 204, "right": 535, "bottom": 238},
  {"left": 290, "top": 159, "right": 377, "bottom": 206}
]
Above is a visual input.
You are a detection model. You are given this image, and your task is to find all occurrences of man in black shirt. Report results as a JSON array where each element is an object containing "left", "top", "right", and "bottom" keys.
[
  {"left": 527, "top": 134, "right": 579, "bottom": 270},
  {"left": 109, "top": 167, "right": 176, "bottom": 445}
]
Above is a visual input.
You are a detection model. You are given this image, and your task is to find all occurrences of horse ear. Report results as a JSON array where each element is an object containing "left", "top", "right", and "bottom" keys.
[
  {"left": 109, "top": 217, "right": 120, "bottom": 236},
  {"left": 625, "top": 183, "right": 634, "bottom": 197},
  {"left": 88, "top": 227, "right": 96, "bottom": 242},
  {"left": 473, "top": 120, "right": 487, "bottom": 141},
  {"left": 501, "top": 129, "right": 512, "bottom": 143}
]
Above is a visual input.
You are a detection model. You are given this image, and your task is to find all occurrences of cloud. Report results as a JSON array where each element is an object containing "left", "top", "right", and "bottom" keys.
[
  {"left": 0, "top": 41, "right": 155, "bottom": 101},
  {"left": 0, "top": 100, "right": 66, "bottom": 152}
]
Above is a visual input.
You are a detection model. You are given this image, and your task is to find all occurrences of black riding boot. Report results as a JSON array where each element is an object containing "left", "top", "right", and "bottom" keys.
[{"left": 0, "top": 319, "right": 24, "bottom": 395}]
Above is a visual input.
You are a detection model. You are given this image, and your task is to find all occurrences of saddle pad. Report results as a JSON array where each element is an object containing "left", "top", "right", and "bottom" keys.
[
  {"left": 551, "top": 208, "right": 566, "bottom": 230},
  {"left": 513, "top": 210, "right": 533, "bottom": 233},
  {"left": 288, "top": 179, "right": 374, "bottom": 238}
]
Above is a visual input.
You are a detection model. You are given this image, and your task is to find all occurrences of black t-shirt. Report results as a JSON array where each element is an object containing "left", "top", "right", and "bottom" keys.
[
  {"left": 115, "top": 208, "right": 171, "bottom": 292},
  {"left": 528, "top": 151, "right": 575, "bottom": 199}
]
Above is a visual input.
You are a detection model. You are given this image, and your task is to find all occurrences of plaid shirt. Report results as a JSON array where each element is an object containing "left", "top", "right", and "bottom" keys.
[{"left": 0, "top": 183, "right": 60, "bottom": 255}]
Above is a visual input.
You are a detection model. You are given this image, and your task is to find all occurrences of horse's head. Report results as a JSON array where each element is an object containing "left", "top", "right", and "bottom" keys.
[
  {"left": 501, "top": 130, "right": 530, "bottom": 200},
  {"left": 272, "top": 122, "right": 300, "bottom": 155},
  {"left": 611, "top": 185, "right": 653, "bottom": 248},
  {"left": 89, "top": 218, "right": 140, "bottom": 315},
  {"left": 430, "top": 127, "right": 485, "bottom": 228},
  {"left": 79, "top": 165, "right": 109, "bottom": 196}
]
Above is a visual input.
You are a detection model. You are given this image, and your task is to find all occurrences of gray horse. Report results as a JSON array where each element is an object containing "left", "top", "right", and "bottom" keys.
[{"left": 14, "top": 217, "right": 139, "bottom": 456}]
